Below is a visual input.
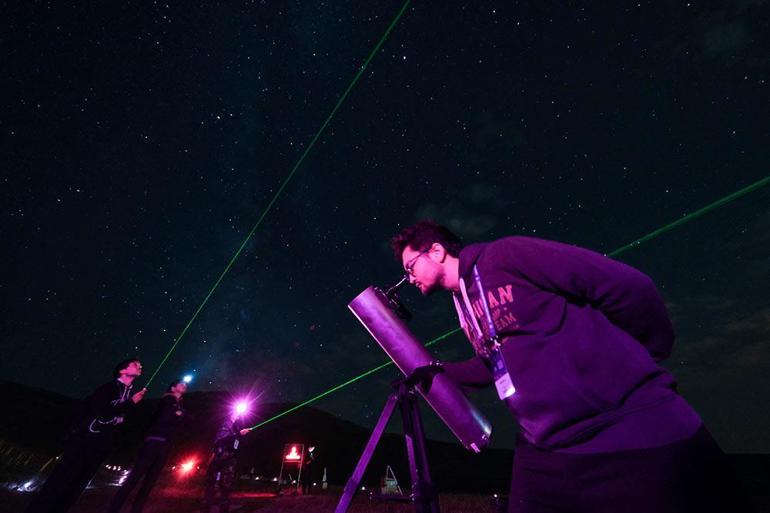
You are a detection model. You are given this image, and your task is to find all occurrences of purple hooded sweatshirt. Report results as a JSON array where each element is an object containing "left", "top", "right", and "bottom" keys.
[{"left": 444, "top": 236, "right": 702, "bottom": 453}]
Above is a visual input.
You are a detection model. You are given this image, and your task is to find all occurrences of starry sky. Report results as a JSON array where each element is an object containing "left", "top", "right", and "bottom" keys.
[{"left": 2, "top": 1, "right": 769, "bottom": 452}]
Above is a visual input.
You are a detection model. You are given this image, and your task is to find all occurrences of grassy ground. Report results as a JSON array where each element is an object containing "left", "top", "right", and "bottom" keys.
[{"left": 3, "top": 485, "right": 503, "bottom": 513}]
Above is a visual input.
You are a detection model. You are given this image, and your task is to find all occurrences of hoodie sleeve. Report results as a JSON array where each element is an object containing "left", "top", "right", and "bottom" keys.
[
  {"left": 442, "top": 356, "right": 494, "bottom": 390},
  {"left": 493, "top": 237, "right": 675, "bottom": 361}
]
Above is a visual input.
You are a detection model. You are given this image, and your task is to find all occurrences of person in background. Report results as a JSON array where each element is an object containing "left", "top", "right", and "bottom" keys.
[
  {"left": 106, "top": 378, "right": 188, "bottom": 513},
  {"left": 300, "top": 445, "right": 317, "bottom": 495},
  {"left": 25, "top": 358, "right": 146, "bottom": 513},
  {"left": 201, "top": 407, "right": 250, "bottom": 513}
]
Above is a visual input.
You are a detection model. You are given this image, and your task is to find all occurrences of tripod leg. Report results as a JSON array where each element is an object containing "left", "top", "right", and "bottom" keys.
[
  {"left": 402, "top": 392, "right": 440, "bottom": 513},
  {"left": 334, "top": 392, "right": 399, "bottom": 513},
  {"left": 400, "top": 392, "right": 421, "bottom": 499}
]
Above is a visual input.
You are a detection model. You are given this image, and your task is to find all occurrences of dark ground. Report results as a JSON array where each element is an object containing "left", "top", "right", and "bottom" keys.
[
  {"left": 2, "top": 484, "right": 504, "bottom": 513},
  {"left": 3, "top": 454, "right": 770, "bottom": 513}
]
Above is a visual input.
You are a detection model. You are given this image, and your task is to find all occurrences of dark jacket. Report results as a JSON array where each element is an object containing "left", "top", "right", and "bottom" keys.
[
  {"left": 445, "top": 236, "right": 700, "bottom": 451},
  {"left": 145, "top": 394, "right": 185, "bottom": 441},
  {"left": 72, "top": 379, "right": 136, "bottom": 441},
  {"left": 211, "top": 418, "right": 244, "bottom": 461}
]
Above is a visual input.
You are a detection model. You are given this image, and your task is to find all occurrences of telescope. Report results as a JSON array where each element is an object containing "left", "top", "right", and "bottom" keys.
[
  {"left": 348, "top": 285, "right": 492, "bottom": 453},
  {"left": 336, "top": 284, "right": 492, "bottom": 513}
]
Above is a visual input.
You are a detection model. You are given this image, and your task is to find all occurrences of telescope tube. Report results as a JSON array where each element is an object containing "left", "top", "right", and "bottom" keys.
[{"left": 349, "top": 286, "right": 492, "bottom": 452}]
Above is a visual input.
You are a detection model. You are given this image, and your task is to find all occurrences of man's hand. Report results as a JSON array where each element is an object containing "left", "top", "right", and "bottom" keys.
[
  {"left": 239, "top": 428, "right": 251, "bottom": 436},
  {"left": 132, "top": 388, "right": 147, "bottom": 404},
  {"left": 402, "top": 361, "right": 444, "bottom": 393}
]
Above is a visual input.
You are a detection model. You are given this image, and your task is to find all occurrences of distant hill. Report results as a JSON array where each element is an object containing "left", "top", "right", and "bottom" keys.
[{"left": 0, "top": 380, "right": 512, "bottom": 492}]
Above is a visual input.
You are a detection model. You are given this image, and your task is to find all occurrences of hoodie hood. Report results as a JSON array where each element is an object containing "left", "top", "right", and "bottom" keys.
[{"left": 457, "top": 242, "right": 487, "bottom": 281}]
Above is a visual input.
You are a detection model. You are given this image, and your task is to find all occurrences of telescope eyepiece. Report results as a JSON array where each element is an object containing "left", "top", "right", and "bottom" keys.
[
  {"left": 385, "top": 274, "right": 409, "bottom": 298},
  {"left": 382, "top": 275, "right": 412, "bottom": 321}
]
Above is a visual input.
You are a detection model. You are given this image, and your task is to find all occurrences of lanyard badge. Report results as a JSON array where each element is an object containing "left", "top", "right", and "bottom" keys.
[{"left": 471, "top": 266, "right": 516, "bottom": 400}]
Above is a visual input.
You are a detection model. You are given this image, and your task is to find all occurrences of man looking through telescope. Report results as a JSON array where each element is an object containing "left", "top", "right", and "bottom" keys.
[{"left": 390, "top": 220, "right": 751, "bottom": 513}]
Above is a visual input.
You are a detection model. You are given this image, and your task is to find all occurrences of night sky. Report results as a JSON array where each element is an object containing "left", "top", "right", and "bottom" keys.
[{"left": 2, "top": 1, "right": 769, "bottom": 452}]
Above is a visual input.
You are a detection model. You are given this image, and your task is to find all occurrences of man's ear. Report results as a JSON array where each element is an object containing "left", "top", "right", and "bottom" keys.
[{"left": 431, "top": 242, "right": 448, "bottom": 263}]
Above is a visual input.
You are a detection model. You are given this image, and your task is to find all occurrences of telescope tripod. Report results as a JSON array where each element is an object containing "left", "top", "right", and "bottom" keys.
[{"left": 334, "top": 380, "right": 440, "bottom": 513}]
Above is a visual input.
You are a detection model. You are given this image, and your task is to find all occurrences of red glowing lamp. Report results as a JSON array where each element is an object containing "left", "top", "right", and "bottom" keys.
[
  {"left": 179, "top": 458, "right": 197, "bottom": 475},
  {"left": 284, "top": 445, "right": 302, "bottom": 461}
]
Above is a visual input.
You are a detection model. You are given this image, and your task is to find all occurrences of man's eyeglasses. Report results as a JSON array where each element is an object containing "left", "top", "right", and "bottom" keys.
[{"left": 404, "top": 248, "right": 431, "bottom": 276}]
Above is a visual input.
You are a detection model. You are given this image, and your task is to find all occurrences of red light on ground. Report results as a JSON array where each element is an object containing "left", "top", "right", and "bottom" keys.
[
  {"left": 284, "top": 446, "right": 301, "bottom": 461},
  {"left": 179, "top": 458, "right": 196, "bottom": 474}
]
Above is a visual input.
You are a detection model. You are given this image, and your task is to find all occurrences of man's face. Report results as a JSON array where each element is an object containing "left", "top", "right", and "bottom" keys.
[
  {"left": 172, "top": 382, "right": 188, "bottom": 395},
  {"left": 401, "top": 244, "right": 444, "bottom": 296},
  {"left": 122, "top": 360, "right": 143, "bottom": 377}
]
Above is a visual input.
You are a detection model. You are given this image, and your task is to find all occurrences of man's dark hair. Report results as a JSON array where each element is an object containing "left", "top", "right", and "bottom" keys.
[
  {"left": 113, "top": 357, "right": 140, "bottom": 379},
  {"left": 166, "top": 379, "right": 183, "bottom": 392},
  {"left": 390, "top": 220, "right": 463, "bottom": 260}
]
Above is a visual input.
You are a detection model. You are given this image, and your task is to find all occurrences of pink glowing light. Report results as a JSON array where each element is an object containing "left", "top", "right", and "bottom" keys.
[{"left": 234, "top": 400, "right": 249, "bottom": 417}]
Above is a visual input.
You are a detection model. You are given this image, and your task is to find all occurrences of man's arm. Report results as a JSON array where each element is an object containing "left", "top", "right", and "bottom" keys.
[
  {"left": 214, "top": 422, "right": 247, "bottom": 447},
  {"left": 88, "top": 382, "right": 143, "bottom": 420},
  {"left": 442, "top": 356, "right": 494, "bottom": 390},
  {"left": 494, "top": 237, "right": 675, "bottom": 361}
]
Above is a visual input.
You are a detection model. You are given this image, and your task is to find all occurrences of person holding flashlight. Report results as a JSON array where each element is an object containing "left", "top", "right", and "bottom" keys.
[{"left": 201, "top": 401, "right": 251, "bottom": 513}]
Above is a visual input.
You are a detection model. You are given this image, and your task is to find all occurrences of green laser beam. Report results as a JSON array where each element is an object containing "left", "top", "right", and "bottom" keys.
[
  {"left": 247, "top": 174, "right": 770, "bottom": 430},
  {"left": 607, "top": 174, "right": 770, "bottom": 258},
  {"left": 144, "top": 0, "right": 413, "bottom": 388},
  {"left": 247, "top": 326, "right": 460, "bottom": 431}
]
